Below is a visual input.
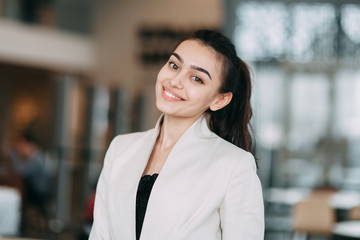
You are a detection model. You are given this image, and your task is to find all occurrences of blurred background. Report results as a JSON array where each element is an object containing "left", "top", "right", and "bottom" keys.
[{"left": 0, "top": 0, "right": 359, "bottom": 239}]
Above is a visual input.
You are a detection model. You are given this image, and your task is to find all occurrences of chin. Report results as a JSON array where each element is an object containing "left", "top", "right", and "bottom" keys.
[
  {"left": 156, "top": 105, "right": 171, "bottom": 116},
  {"left": 155, "top": 99, "right": 168, "bottom": 114},
  {"left": 155, "top": 101, "right": 177, "bottom": 116}
]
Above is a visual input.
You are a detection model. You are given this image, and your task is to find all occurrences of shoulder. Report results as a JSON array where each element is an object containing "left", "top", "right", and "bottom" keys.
[
  {"left": 209, "top": 134, "right": 257, "bottom": 172},
  {"left": 194, "top": 115, "right": 256, "bottom": 171},
  {"left": 104, "top": 128, "right": 155, "bottom": 162},
  {"left": 112, "top": 130, "right": 152, "bottom": 147},
  {"left": 218, "top": 139, "right": 264, "bottom": 238}
]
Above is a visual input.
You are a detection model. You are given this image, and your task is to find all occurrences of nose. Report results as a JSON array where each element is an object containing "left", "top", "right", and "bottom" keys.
[{"left": 169, "top": 73, "right": 184, "bottom": 89}]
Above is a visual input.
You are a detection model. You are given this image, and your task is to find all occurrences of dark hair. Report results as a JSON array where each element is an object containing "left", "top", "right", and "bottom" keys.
[
  {"left": 187, "top": 30, "right": 254, "bottom": 153},
  {"left": 20, "top": 128, "right": 40, "bottom": 146}
]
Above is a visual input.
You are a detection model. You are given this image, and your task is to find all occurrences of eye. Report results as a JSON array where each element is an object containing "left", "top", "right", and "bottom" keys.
[
  {"left": 192, "top": 76, "right": 204, "bottom": 84},
  {"left": 169, "top": 62, "right": 178, "bottom": 70}
]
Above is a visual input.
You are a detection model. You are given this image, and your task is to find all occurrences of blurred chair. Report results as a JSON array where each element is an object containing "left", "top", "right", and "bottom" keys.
[
  {"left": 307, "top": 187, "right": 337, "bottom": 201},
  {"left": 292, "top": 200, "right": 336, "bottom": 240},
  {"left": 349, "top": 205, "right": 360, "bottom": 220}
]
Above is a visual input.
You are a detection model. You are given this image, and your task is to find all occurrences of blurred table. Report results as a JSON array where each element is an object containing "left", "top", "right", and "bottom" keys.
[
  {"left": 330, "top": 191, "right": 360, "bottom": 210},
  {"left": 265, "top": 187, "right": 312, "bottom": 206},
  {"left": 266, "top": 188, "right": 360, "bottom": 210},
  {"left": 0, "top": 186, "right": 21, "bottom": 236},
  {"left": 333, "top": 221, "right": 360, "bottom": 239}
]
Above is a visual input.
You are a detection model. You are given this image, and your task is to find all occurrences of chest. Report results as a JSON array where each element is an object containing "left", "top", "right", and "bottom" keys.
[{"left": 142, "top": 141, "right": 173, "bottom": 175}]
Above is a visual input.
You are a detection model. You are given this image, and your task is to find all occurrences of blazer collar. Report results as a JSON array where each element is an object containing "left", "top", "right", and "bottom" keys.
[{"left": 153, "top": 113, "right": 215, "bottom": 141}]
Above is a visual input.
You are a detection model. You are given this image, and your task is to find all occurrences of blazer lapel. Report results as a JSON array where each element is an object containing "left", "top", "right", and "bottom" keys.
[
  {"left": 140, "top": 115, "right": 214, "bottom": 238},
  {"left": 109, "top": 117, "right": 162, "bottom": 239}
]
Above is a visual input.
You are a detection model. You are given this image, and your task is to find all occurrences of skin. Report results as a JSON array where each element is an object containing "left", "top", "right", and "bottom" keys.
[{"left": 142, "top": 40, "right": 232, "bottom": 176}]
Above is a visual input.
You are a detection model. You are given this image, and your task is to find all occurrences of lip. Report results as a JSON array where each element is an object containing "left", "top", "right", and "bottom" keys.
[{"left": 162, "top": 87, "right": 184, "bottom": 101}]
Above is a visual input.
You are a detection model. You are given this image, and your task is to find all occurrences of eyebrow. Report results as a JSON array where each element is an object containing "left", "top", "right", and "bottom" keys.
[{"left": 171, "top": 53, "right": 212, "bottom": 80}]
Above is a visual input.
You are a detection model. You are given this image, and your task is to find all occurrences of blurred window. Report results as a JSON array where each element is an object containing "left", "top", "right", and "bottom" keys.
[
  {"left": 341, "top": 5, "right": 360, "bottom": 44},
  {"left": 234, "top": 2, "right": 288, "bottom": 61},
  {"left": 335, "top": 70, "right": 360, "bottom": 138},
  {"left": 234, "top": 1, "right": 360, "bottom": 62},
  {"left": 230, "top": 0, "right": 360, "bottom": 187},
  {"left": 288, "top": 73, "right": 330, "bottom": 151}
]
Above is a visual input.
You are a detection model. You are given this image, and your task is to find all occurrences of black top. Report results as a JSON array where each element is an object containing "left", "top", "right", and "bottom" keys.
[{"left": 136, "top": 173, "right": 159, "bottom": 240}]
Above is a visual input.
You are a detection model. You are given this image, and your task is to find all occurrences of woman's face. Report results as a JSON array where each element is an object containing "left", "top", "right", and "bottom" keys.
[{"left": 155, "top": 40, "right": 230, "bottom": 121}]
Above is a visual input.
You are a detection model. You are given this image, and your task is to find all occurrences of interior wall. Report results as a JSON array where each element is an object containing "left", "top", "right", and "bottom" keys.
[
  {"left": 0, "top": 63, "right": 55, "bottom": 148},
  {"left": 94, "top": 0, "right": 223, "bottom": 129}
]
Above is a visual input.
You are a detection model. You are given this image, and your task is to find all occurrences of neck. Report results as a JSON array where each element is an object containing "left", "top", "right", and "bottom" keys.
[{"left": 157, "top": 114, "right": 201, "bottom": 149}]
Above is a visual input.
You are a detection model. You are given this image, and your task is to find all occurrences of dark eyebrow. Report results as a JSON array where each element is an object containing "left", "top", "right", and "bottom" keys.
[
  {"left": 190, "top": 65, "right": 212, "bottom": 80},
  {"left": 171, "top": 53, "right": 183, "bottom": 63},
  {"left": 171, "top": 52, "right": 212, "bottom": 80}
]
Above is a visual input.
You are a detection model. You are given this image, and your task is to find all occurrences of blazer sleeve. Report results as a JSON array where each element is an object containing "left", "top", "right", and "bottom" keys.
[
  {"left": 220, "top": 152, "right": 264, "bottom": 239},
  {"left": 89, "top": 137, "right": 117, "bottom": 240}
]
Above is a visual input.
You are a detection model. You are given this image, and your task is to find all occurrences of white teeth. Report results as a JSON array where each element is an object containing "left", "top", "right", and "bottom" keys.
[{"left": 164, "top": 89, "right": 181, "bottom": 100}]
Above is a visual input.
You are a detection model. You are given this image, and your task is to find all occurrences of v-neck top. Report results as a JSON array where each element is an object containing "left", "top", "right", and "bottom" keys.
[{"left": 136, "top": 173, "right": 159, "bottom": 240}]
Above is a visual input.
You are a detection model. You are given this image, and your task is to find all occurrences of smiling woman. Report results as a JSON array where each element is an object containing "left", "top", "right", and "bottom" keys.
[
  {"left": 89, "top": 30, "right": 264, "bottom": 240},
  {"left": 155, "top": 39, "right": 229, "bottom": 122}
]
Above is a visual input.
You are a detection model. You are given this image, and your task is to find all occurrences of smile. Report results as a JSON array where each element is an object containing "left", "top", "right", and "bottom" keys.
[{"left": 162, "top": 87, "right": 183, "bottom": 101}]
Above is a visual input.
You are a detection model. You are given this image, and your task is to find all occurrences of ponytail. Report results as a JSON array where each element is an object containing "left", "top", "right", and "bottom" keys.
[{"left": 189, "top": 30, "right": 254, "bottom": 153}]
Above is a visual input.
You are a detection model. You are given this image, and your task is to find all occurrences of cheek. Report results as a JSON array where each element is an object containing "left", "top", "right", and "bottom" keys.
[
  {"left": 187, "top": 87, "right": 214, "bottom": 105},
  {"left": 156, "top": 67, "right": 167, "bottom": 96},
  {"left": 186, "top": 87, "right": 198, "bottom": 99},
  {"left": 156, "top": 65, "right": 169, "bottom": 84}
]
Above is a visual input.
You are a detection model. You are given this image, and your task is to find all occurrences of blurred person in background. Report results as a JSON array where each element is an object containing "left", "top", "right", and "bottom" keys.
[
  {"left": 8, "top": 128, "right": 50, "bottom": 234},
  {"left": 90, "top": 30, "right": 264, "bottom": 239}
]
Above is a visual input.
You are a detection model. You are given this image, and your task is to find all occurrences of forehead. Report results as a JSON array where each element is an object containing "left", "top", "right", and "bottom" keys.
[{"left": 174, "top": 40, "right": 223, "bottom": 78}]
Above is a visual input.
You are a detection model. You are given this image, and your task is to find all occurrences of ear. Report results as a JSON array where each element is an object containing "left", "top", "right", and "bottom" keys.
[{"left": 209, "top": 92, "right": 233, "bottom": 111}]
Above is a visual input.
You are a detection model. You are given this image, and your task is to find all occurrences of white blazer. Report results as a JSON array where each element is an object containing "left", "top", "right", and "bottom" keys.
[{"left": 89, "top": 115, "right": 264, "bottom": 239}]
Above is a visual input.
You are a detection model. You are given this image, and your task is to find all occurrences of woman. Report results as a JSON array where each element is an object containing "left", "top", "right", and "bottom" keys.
[{"left": 89, "top": 30, "right": 264, "bottom": 239}]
